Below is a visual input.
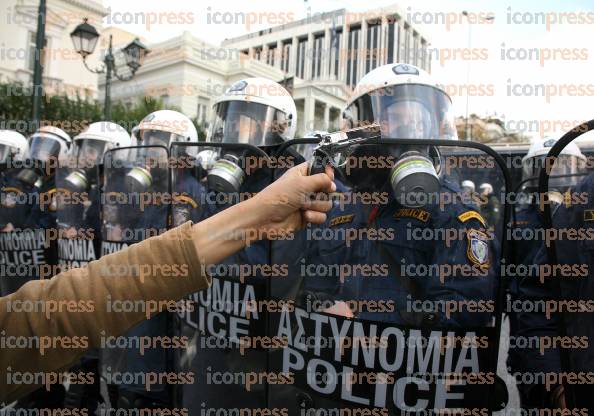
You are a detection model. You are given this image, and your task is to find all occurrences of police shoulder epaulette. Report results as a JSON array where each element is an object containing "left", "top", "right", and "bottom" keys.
[
  {"left": 512, "top": 220, "right": 529, "bottom": 226},
  {"left": 394, "top": 208, "right": 430, "bottom": 222},
  {"left": 43, "top": 188, "right": 57, "bottom": 198},
  {"left": 457, "top": 210, "right": 486, "bottom": 227},
  {"left": 1, "top": 187, "right": 24, "bottom": 194},
  {"left": 55, "top": 187, "right": 72, "bottom": 195},
  {"left": 329, "top": 214, "right": 354, "bottom": 227},
  {"left": 173, "top": 194, "right": 198, "bottom": 209}
]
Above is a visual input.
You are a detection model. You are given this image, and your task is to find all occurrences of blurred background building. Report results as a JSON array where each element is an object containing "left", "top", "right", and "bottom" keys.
[
  {"left": 104, "top": 4, "right": 430, "bottom": 136},
  {"left": 0, "top": 0, "right": 108, "bottom": 99}
]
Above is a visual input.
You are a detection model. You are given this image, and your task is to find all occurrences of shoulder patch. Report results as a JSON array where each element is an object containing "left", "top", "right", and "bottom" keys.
[
  {"left": 394, "top": 208, "right": 430, "bottom": 222},
  {"left": 330, "top": 214, "right": 354, "bottom": 227},
  {"left": 584, "top": 209, "right": 594, "bottom": 222},
  {"left": 458, "top": 210, "right": 486, "bottom": 227},
  {"left": 466, "top": 229, "right": 490, "bottom": 268}
]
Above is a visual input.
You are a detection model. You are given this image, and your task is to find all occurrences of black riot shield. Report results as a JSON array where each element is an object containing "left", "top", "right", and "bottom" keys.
[
  {"left": 0, "top": 165, "right": 57, "bottom": 296},
  {"left": 170, "top": 141, "right": 279, "bottom": 413},
  {"left": 54, "top": 156, "right": 102, "bottom": 271},
  {"left": 268, "top": 137, "right": 511, "bottom": 415},
  {"left": 539, "top": 121, "right": 594, "bottom": 411},
  {"left": 99, "top": 145, "right": 173, "bottom": 406}
]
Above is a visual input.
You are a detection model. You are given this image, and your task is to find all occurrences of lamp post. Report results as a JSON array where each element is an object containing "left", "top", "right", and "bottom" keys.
[
  {"left": 31, "top": 0, "right": 46, "bottom": 132},
  {"left": 70, "top": 19, "right": 149, "bottom": 120},
  {"left": 462, "top": 11, "right": 494, "bottom": 141}
]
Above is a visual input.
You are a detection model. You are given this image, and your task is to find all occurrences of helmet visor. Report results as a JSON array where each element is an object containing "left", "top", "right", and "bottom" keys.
[
  {"left": 210, "top": 101, "right": 289, "bottom": 146},
  {"left": 139, "top": 129, "right": 185, "bottom": 148},
  {"left": 75, "top": 139, "right": 109, "bottom": 167},
  {"left": 0, "top": 144, "right": 19, "bottom": 163},
  {"left": 27, "top": 134, "right": 64, "bottom": 164},
  {"left": 345, "top": 84, "right": 457, "bottom": 140},
  {"left": 522, "top": 154, "right": 587, "bottom": 190}
]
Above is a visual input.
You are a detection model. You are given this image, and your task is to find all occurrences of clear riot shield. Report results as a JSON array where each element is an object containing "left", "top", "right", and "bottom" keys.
[
  {"left": 268, "top": 137, "right": 510, "bottom": 415},
  {"left": 539, "top": 122, "right": 594, "bottom": 411},
  {"left": 99, "top": 145, "right": 173, "bottom": 404},
  {"left": 0, "top": 165, "right": 57, "bottom": 296},
  {"left": 170, "top": 141, "right": 276, "bottom": 413},
  {"left": 54, "top": 156, "right": 102, "bottom": 271}
]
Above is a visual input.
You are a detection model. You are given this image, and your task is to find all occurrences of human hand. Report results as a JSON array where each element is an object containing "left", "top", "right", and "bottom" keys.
[
  {"left": 191, "top": 162, "right": 335, "bottom": 266},
  {"left": 251, "top": 162, "right": 336, "bottom": 237},
  {"left": 324, "top": 301, "right": 355, "bottom": 318}
]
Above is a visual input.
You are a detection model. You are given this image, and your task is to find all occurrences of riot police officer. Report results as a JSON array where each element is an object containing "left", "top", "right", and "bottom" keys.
[
  {"left": 0, "top": 130, "right": 28, "bottom": 173},
  {"left": 461, "top": 180, "right": 476, "bottom": 196},
  {"left": 0, "top": 126, "right": 71, "bottom": 294},
  {"left": 281, "top": 63, "right": 502, "bottom": 414},
  {"left": 175, "top": 77, "right": 302, "bottom": 415},
  {"left": 544, "top": 170, "right": 594, "bottom": 411},
  {"left": 0, "top": 129, "right": 29, "bottom": 229},
  {"left": 102, "top": 110, "right": 198, "bottom": 410},
  {"left": 510, "top": 136, "right": 588, "bottom": 410},
  {"left": 0, "top": 126, "right": 71, "bottom": 409},
  {"left": 335, "top": 63, "right": 496, "bottom": 325},
  {"left": 479, "top": 182, "right": 501, "bottom": 230},
  {"left": 54, "top": 121, "right": 132, "bottom": 412}
]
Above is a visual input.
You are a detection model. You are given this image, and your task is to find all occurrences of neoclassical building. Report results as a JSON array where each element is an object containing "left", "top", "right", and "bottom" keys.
[
  {"left": 105, "top": 4, "right": 429, "bottom": 136},
  {"left": 0, "top": 0, "right": 107, "bottom": 99}
]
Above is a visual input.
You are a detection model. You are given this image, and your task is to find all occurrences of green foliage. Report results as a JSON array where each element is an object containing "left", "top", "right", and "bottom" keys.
[{"left": 0, "top": 82, "right": 185, "bottom": 137}]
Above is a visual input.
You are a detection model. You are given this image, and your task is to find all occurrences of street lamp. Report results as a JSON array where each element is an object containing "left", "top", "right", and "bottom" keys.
[
  {"left": 462, "top": 11, "right": 494, "bottom": 141},
  {"left": 70, "top": 18, "right": 149, "bottom": 120}
]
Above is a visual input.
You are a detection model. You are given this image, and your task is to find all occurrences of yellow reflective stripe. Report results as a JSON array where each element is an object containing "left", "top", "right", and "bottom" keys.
[
  {"left": 173, "top": 194, "right": 198, "bottom": 209},
  {"left": 457, "top": 211, "right": 486, "bottom": 227},
  {"left": 1, "top": 187, "right": 24, "bottom": 194}
]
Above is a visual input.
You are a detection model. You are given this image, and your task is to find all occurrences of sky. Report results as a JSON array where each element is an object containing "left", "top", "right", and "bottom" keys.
[{"left": 99, "top": 0, "right": 594, "bottom": 139}]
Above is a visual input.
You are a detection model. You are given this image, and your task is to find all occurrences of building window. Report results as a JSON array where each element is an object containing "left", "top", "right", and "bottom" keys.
[
  {"left": 296, "top": 37, "right": 307, "bottom": 79},
  {"left": 256, "top": 47, "right": 264, "bottom": 61},
  {"left": 330, "top": 29, "right": 342, "bottom": 79},
  {"left": 366, "top": 22, "right": 381, "bottom": 73},
  {"left": 27, "top": 32, "right": 49, "bottom": 73},
  {"left": 346, "top": 26, "right": 360, "bottom": 88},
  {"left": 419, "top": 40, "right": 426, "bottom": 70},
  {"left": 197, "top": 97, "right": 209, "bottom": 126},
  {"left": 404, "top": 24, "right": 411, "bottom": 64},
  {"left": 281, "top": 40, "right": 291, "bottom": 72},
  {"left": 312, "top": 33, "right": 324, "bottom": 79},
  {"left": 413, "top": 32, "right": 419, "bottom": 66},
  {"left": 267, "top": 44, "right": 277, "bottom": 66}
]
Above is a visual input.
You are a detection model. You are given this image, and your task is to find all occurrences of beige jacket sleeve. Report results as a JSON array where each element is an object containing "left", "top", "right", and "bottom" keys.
[{"left": 0, "top": 221, "right": 210, "bottom": 403}]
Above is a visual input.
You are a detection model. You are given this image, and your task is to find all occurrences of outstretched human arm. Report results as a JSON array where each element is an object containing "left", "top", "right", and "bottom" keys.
[{"left": 0, "top": 163, "right": 335, "bottom": 403}]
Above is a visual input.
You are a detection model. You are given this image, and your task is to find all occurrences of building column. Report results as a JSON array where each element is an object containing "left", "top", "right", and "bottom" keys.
[
  {"left": 304, "top": 96, "right": 316, "bottom": 133},
  {"left": 262, "top": 44, "right": 269, "bottom": 64},
  {"left": 289, "top": 36, "right": 298, "bottom": 76},
  {"left": 380, "top": 16, "right": 388, "bottom": 65},
  {"left": 358, "top": 19, "right": 368, "bottom": 84}
]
